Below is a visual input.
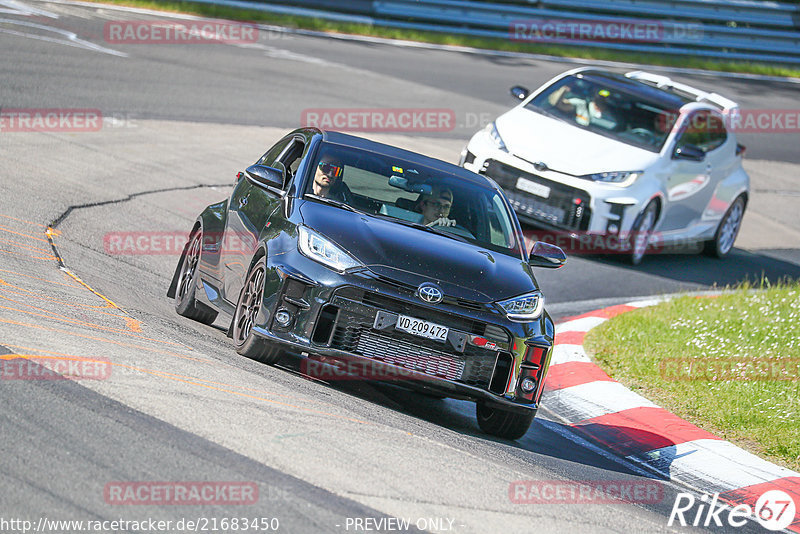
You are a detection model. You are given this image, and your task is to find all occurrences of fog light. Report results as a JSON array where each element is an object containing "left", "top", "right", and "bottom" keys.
[
  {"left": 275, "top": 308, "right": 292, "bottom": 327},
  {"left": 520, "top": 377, "right": 537, "bottom": 393}
]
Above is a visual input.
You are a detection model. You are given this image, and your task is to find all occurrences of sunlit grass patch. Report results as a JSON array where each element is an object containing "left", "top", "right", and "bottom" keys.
[{"left": 584, "top": 282, "right": 800, "bottom": 471}]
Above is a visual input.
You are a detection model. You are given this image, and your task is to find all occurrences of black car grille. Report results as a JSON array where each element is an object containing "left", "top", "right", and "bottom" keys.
[
  {"left": 356, "top": 271, "right": 489, "bottom": 315},
  {"left": 481, "top": 159, "right": 591, "bottom": 231},
  {"left": 339, "top": 287, "right": 508, "bottom": 342},
  {"left": 356, "top": 331, "right": 466, "bottom": 381},
  {"left": 321, "top": 292, "right": 510, "bottom": 390},
  {"left": 330, "top": 318, "right": 496, "bottom": 388}
]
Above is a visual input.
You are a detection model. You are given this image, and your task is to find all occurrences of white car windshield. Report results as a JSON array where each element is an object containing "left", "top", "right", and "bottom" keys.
[{"left": 526, "top": 74, "right": 680, "bottom": 152}]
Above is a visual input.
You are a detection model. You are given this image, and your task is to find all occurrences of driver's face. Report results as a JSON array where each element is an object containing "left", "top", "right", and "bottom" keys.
[{"left": 314, "top": 161, "right": 341, "bottom": 188}]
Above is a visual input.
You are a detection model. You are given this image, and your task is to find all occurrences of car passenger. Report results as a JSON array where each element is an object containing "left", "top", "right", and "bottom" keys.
[
  {"left": 421, "top": 186, "right": 457, "bottom": 227},
  {"left": 585, "top": 90, "right": 620, "bottom": 130},
  {"left": 549, "top": 85, "right": 619, "bottom": 130},
  {"left": 565, "top": 89, "right": 619, "bottom": 129}
]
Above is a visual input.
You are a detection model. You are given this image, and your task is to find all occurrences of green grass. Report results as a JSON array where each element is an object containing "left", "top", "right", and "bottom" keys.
[
  {"left": 89, "top": 0, "right": 800, "bottom": 79},
  {"left": 584, "top": 282, "right": 800, "bottom": 471}
]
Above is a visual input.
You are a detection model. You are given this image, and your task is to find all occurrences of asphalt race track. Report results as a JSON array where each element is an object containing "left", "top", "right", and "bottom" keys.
[{"left": 1, "top": 2, "right": 798, "bottom": 532}]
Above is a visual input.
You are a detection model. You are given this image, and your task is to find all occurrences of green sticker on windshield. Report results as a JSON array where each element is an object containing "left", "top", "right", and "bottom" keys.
[
  {"left": 392, "top": 166, "right": 403, "bottom": 174},
  {"left": 598, "top": 89, "right": 610, "bottom": 97}
]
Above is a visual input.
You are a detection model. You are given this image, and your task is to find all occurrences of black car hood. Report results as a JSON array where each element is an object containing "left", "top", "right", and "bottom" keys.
[{"left": 299, "top": 201, "right": 537, "bottom": 302}]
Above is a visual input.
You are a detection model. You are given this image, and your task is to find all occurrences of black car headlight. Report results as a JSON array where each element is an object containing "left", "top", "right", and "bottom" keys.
[
  {"left": 298, "top": 226, "right": 362, "bottom": 273},
  {"left": 497, "top": 291, "right": 545, "bottom": 322}
]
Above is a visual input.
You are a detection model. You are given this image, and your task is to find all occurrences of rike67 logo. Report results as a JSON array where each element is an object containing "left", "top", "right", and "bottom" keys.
[{"left": 669, "top": 490, "right": 796, "bottom": 531}]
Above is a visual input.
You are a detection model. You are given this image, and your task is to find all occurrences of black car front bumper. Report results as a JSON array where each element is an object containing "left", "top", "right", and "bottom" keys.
[{"left": 236, "top": 253, "right": 555, "bottom": 413}]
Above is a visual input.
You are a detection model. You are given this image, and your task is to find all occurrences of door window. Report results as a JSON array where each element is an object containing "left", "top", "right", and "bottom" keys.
[{"left": 677, "top": 110, "right": 728, "bottom": 153}]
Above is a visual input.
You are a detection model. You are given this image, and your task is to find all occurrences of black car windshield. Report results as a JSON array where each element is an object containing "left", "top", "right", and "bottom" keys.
[
  {"left": 304, "top": 142, "right": 524, "bottom": 257},
  {"left": 526, "top": 74, "right": 679, "bottom": 152}
]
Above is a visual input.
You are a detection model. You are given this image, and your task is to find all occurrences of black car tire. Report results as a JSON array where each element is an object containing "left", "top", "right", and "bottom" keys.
[
  {"left": 704, "top": 195, "right": 745, "bottom": 259},
  {"left": 174, "top": 229, "right": 218, "bottom": 325},
  {"left": 233, "top": 256, "right": 282, "bottom": 365},
  {"left": 628, "top": 201, "right": 658, "bottom": 266},
  {"left": 475, "top": 403, "right": 535, "bottom": 440}
]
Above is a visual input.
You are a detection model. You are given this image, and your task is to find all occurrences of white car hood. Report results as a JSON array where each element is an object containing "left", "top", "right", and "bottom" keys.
[{"left": 496, "top": 106, "right": 660, "bottom": 177}]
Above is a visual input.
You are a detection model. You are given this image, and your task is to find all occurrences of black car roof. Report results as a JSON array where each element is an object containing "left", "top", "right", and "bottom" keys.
[
  {"left": 317, "top": 130, "right": 492, "bottom": 188},
  {"left": 576, "top": 69, "right": 691, "bottom": 110}
]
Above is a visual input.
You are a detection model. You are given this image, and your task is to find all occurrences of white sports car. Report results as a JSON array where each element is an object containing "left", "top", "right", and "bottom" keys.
[{"left": 460, "top": 67, "right": 749, "bottom": 264}]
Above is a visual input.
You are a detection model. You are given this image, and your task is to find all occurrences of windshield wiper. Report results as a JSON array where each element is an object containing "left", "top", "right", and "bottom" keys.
[
  {"left": 306, "top": 195, "right": 360, "bottom": 214},
  {"left": 309, "top": 199, "right": 469, "bottom": 244},
  {"left": 394, "top": 219, "right": 470, "bottom": 244}
]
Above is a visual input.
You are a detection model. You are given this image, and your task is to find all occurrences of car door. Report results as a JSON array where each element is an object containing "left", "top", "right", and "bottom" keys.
[
  {"left": 659, "top": 110, "right": 719, "bottom": 234},
  {"left": 221, "top": 137, "right": 298, "bottom": 304},
  {"left": 699, "top": 113, "right": 734, "bottom": 223}
]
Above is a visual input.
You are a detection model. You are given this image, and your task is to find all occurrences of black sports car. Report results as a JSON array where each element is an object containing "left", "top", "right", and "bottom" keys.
[{"left": 168, "top": 128, "right": 566, "bottom": 440}]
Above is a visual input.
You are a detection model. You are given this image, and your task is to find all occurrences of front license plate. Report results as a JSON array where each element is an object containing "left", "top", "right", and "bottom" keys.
[
  {"left": 516, "top": 177, "right": 551, "bottom": 199},
  {"left": 396, "top": 315, "right": 449, "bottom": 342}
]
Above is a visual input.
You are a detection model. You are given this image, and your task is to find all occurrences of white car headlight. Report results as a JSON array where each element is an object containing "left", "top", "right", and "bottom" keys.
[
  {"left": 581, "top": 171, "right": 643, "bottom": 185},
  {"left": 298, "top": 226, "right": 362, "bottom": 272},
  {"left": 485, "top": 122, "right": 508, "bottom": 152},
  {"left": 497, "top": 291, "right": 545, "bottom": 321}
]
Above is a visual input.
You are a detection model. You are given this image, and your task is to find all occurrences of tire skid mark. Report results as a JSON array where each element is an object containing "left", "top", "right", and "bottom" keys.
[
  {"left": 0, "top": 267, "right": 84, "bottom": 289},
  {"left": 3, "top": 346, "right": 343, "bottom": 410},
  {"left": 0, "top": 236, "right": 53, "bottom": 254},
  {"left": 0, "top": 276, "right": 130, "bottom": 313},
  {"left": 125, "top": 364, "right": 373, "bottom": 425},
  {"left": 0, "top": 248, "right": 56, "bottom": 261},
  {"left": 0, "top": 213, "right": 48, "bottom": 227},
  {"left": 0, "top": 298, "right": 183, "bottom": 347},
  {"left": 0, "top": 224, "right": 49, "bottom": 242},
  {"left": 0, "top": 317, "right": 216, "bottom": 364}
]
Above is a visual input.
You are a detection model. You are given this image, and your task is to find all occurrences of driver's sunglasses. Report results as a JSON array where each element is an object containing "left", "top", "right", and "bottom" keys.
[
  {"left": 424, "top": 199, "right": 451, "bottom": 210},
  {"left": 318, "top": 162, "right": 343, "bottom": 178}
]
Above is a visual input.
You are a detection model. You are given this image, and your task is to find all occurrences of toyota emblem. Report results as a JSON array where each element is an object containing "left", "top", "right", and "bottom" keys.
[{"left": 416, "top": 282, "right": 444, "bottom": 304}]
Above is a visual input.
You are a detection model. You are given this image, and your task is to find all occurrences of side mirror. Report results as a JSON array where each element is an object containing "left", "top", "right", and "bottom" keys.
[
  {"left": 528, "top": 241, "right": 567, "bottom": 269},
  {"left": 673, "top": 144, "right": 705, "bottom": 162},
  {"left": 510, "top": 85, "right": 530, "bottom": 101},
  {"left": 245, "top": 164, "right": 284, "bottom": 189}
]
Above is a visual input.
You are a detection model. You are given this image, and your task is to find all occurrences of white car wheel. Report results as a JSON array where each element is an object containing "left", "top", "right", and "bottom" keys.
[
  {"left": 705, "top": 196, "right": 745, "bottom": 258},
  {"left": 629, "top": 202, "right": 657, "bottom": 266}
]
